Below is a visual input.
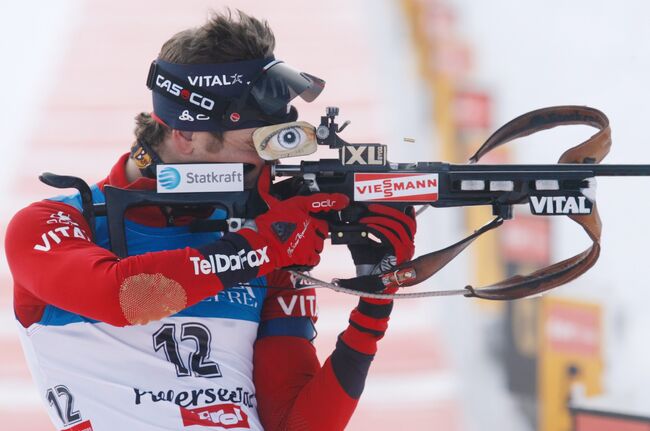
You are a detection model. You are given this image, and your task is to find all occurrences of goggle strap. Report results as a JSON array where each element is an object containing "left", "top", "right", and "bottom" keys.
[
  {"left": 129, "top": 139, "right": 165, "bottom": 179},
  {"left": 146, "top": 61, "right": 231, "bottom": 120}
]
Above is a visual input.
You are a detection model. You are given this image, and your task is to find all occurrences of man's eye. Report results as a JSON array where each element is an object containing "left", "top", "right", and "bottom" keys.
[{"left": 275, "top": 127, "right": 305, "bottom": 150}]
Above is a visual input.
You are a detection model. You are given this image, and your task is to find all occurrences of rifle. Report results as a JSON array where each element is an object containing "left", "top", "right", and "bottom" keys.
[{"left": 39, "top": 106, "right": 650, "bottom": 300}]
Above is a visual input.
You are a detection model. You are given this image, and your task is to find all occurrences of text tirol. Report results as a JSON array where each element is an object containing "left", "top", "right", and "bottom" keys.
[{"left": 353, "top": 173, "right": 439, "bottom": 202}]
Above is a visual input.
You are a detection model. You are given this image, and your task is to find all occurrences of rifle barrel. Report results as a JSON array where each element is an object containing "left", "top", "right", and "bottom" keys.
[
  {"left": 589, "top": 164, "right": 650, "bottom": 176},
  {"left": 275, "top": 163, "right": 650, "bottom": 177},
  {"left": 446, "top": 163, "right": 650, "bottom": 176}
]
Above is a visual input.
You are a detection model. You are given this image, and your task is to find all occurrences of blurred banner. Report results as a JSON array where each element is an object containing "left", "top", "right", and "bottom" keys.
[
  {"left": 571, "top": 408, "right": 650, "bottom": 431},
  {"left": 539, "top": 297, "right": 603, "bottom": 431}
]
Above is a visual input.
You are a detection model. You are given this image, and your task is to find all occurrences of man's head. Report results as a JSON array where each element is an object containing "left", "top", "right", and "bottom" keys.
[{"left": 132, "top": 10, "right": 277, "bottom": 185}]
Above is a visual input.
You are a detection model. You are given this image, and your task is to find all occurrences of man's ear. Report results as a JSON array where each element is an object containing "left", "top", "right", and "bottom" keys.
[{"left": 170, "top": 130, "right": 194, "bottom": 155}]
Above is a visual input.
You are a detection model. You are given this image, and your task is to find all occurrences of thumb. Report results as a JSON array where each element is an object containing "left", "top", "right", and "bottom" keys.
[
  {"left": 296, "top": 193, "right": 350, "bottom": 213},
  {"left": 256, "top": 165, "right": 279, "bottom": 208}
]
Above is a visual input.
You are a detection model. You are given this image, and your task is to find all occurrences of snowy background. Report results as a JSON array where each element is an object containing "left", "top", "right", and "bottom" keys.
[{"left": 2, "top": 1, "right": 650, "bottom": 430}]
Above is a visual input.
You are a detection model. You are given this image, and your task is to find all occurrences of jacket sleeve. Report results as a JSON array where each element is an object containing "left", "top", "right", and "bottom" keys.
[
  {"left": 254, "top": 271, "right": 388, "bottom": 431},
  {"left": 6, "top": 200, "right": 275, "bottom": 327}
]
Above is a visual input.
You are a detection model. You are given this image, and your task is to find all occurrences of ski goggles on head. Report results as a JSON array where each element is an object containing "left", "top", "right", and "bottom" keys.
[
  {"left": 245, "top": 60, "right": 324, "bottom": 115},
  {"left": 146, "top": 57, "right": 325, "bottom": 132}
]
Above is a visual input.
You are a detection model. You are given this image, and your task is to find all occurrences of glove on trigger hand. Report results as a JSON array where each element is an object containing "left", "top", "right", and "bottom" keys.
[
  {"left": 348, "top": 204, "right": 417, "bottom": 276},
  {"left": 337, "top": 204, "right": 417, "bottom": 358},
  {"left": 347, "top": 203, "right": 417, "bottom": 325},
  {"left": 239, "top": 166, "right": 349, "bottom": 270}
]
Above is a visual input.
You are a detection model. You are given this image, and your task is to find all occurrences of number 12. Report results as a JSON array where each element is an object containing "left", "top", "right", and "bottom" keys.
[{"left": 153, "top": 322, "right": 222, "bottom": 378}]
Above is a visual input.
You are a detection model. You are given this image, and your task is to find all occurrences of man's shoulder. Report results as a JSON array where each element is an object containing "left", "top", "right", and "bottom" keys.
[
  {"left": 10, "top": 198, "right": 84, "bottom": 224},
  {"left": 9, "top": 180, "right": 104, "bottom": 227},
  {"left": 6, "top": 198, "right": 93, "bottom": 253}
]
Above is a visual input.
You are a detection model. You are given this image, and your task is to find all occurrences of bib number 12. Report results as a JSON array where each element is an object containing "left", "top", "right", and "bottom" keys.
[{"left": 153, "top": 322, "right": 222, "bottom": 378}]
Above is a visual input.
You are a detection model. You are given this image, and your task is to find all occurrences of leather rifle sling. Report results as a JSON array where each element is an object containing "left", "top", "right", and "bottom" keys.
[
  {"left": 465, "top": 106, "right": 610, "bottom": 299},
  {"left": 337, "top": 106, "right": 611, "bottom": 300}
]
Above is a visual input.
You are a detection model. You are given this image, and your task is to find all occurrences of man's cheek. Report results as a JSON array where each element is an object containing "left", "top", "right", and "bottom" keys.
[{"left": 244, "top": 165, "right": 264, "bottom": 189}]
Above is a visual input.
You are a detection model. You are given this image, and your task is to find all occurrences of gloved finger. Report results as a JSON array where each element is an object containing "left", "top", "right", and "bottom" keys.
[
  {"left": 305, "top": 226, "right": 326, "bottom": 251},
  {"left": 312, "top": 218, "right": 329, "bottom": 239},
  {"left": 405, "top": 205, "right": 416, "bottom": 219},
  {"left": 312, "top": 234, "right": 325, "bottom": 254},
  {"left": 366, "top": 204, "right": 417, "bottom": 236},
  {"left": 306, "top": 253, "right": 321, "bottom": 267},
  {"left": 293, "top": 193, "right": 350, "bottom": 213},
  {"left": 256, "top": 165, "right": 280, "bottom": 208},
  {"left": 360, "top": 215, "right": 412, "bottom": 244},
  {"left": 365, "top": 223, "right": 414, "bottom": 264}
]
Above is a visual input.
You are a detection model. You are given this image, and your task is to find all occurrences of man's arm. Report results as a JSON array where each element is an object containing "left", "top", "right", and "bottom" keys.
[
  {"left": 6, "top": 199, "right": 275, "bottom": 327},
  {"left": 254, "top": 270, "right": 390, "bottom": 431},
  {"left": 254, "top": 204, "right": 416, "bottom": 431},
  {"left": 7, "top": 187, "right": 348, "bottom": 328}
]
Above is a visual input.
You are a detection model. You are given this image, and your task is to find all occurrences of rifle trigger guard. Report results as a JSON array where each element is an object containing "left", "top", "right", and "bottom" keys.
[{"left": 303, "top": 173, "right": 320, "bottom": 192}]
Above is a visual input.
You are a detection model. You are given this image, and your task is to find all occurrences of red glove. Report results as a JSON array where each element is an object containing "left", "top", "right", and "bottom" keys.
[
  {"left": 239, "top": 166, "right": 349, "bottom": 269},
  {"left": 341, "top": 204, "right": 417, "bottom": 357},
  {"left": 348, "top": 204, "right": 417, "bottom": 274}
]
